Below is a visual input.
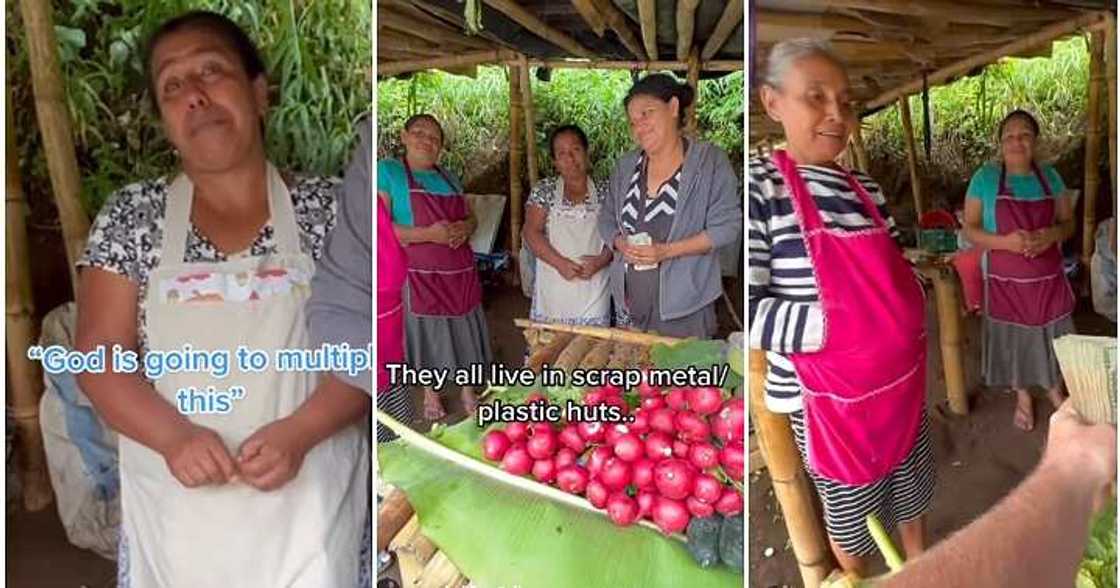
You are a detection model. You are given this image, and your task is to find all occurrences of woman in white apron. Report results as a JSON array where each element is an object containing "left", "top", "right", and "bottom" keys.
[
  {"left": 523, "top": 125, "right": 612, "bottom": 326},
  {"left": 74, "top": 12, "right": 368, "bottom": 587}
]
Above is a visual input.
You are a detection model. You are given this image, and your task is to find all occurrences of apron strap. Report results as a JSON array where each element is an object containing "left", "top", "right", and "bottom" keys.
[
  {"left": 998, "top": 163, "right": 1053, "bottom": 197},
  {"left": 772, "top": 149, "right": 885, "bottom": 232},
  {"left": 161, "top": 162, "right": 300, "bottom": 267}
]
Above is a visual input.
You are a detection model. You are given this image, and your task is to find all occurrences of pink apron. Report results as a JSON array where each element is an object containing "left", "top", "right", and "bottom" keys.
[
  {"left": 377, "top": 198, "right": 407, "bottom": 392},
  {"left": 402, "top": 160, "right": 482, "bottom": 317},
  {"left": 774, "top": 150, "right": 927, "bottom": 485},
  {"left": 986, "top": 164, "right": 1075, "bottom": 326}
]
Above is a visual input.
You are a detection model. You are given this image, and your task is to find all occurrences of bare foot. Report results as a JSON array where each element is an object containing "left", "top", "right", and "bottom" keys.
[
  {"left": 1047, "top": 387, "right": 1066, "bottom": 410},
  {"left": 423, "top": 389, "right": 447, "bottom": 422},
  {"left": 1013, "top": 390, "right": 1034, "bottom": 432},
  {"left": 461, "top": 387, "right": 478, "bottom": 415}
]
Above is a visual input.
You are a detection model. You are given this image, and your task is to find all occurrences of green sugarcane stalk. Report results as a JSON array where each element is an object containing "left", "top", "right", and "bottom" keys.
[{"left": 866, "top": 514, "right": 905, "bottom": 572}]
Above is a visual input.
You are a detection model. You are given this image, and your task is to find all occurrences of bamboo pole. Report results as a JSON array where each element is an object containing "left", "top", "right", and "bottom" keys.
[
  {"left": 569, "top": 0, "right": 607, "bottom": 37},
  {"left": 379, "top": 11, "right": 494, "bottom": 51},
  {"left": 676, "top": 0, "right": 701, "bottom": 61},
  {"left": 378, "top": 50, "right": 510, "bottom": 76},
  {"left": 482, "top": 0, "right": 595, "bottom": 58},
  {"left": 523, "top": 58, "right": 741, "bottom": 71},
  {"left": 509, "top": 62, "right": 525, "bottom": 259},
  {"left": 898, "top": 95, "right": 925, "bottom": 219},
  {"left": 850, "top": 120, "right": 870, "bottom": 172},
  {"left": 591, "top": 0, "right": 648, "bottom": 60},
  {"left": 390, "top": 515, "right": 440, "bottom": 585},
  {"left": 701, "top": 0, "right": 744, "bottom": 61},
  {"left": 1083, "top": 29, "right": 1105, "bottom": 267},
  {"left": 638, "top": 0, "right": 659, "bottom": 61},
  {"left": 378, "top": 488, "right": 415, "bottom": 552},
  {"left": 827, "top": 0, "right": 1073, "bottom": 27},
  {"left": 513, "top": 318, "right": 684, "bottom": 347},
  {"left": 6, "top": 93, "right": 54, "bottom": 512},
  {"left": 19, "top": 0, "right": 90, "bottom": 297},
  {"left": 1107, "top": 14, "right": 1116, "bottom": 219},
  {"left": 686, "top": 49, "right": 701, "bottom": 135},
  {"left": 519, "top": 56, "right": 539, "bottom": 189},
  {"left": 749, "top": 350, "right": 833, "bottom": 587},
  {"left": 417, "top": 552, "right": 467, "bottom": 588},
  {"left": 930, "top": 266, "right": 969, "bottom": 415},
  {"left": 867, "top": 11, "right": 1108, "bottom": 109}
]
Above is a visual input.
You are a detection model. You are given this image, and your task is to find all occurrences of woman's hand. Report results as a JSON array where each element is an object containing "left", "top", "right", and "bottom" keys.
[
  {"left": 162, "top": 423, "right": 238, "bottom": 488},
  {"left": 236, "top": 417, "right": 314, "bottom": 491},
  {"left": 426, "top": 221, "right": 452, "bottom": 245},
  {"left": 624, "top": 242, "right": 670, "bottom": 266},
  {"left": 1001, "top": 230, "right": 1030, "bottom": 255},
  {"left": 1023, "top": 228, "right": 1056, "bottom": 258},
  {"left": 577, "top": 254, "right": 608, "bottom": 278},
  {"left": 554, "top": 257, "right": 585, "bottom": 281}
]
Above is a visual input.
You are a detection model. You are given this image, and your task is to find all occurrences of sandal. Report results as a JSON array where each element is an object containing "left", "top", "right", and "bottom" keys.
[
  {"left": 1013, "top": 394, "right": 1034, "bottom": 432},
  {"left": 423, "top": 389, "right": 447, "bottom": 422},
  {"left": 461, "top": 388, "right": 479, "bottom": 415}
]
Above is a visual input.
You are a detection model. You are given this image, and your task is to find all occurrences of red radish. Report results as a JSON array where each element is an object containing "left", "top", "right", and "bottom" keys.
[
  {"left": 501, "top": 445, "right": 533, "bottom": 476},
  {"left": 601, "top": 395, "right": 629, "bottom": 415},
  {"left": 606, "top": 493, "right": 639, "bottom": 526},
  {"left": 672, "top": 439, "right": 691, "bottom": 459},
  {"left": 613, "top": 433, "right": 644, "bottom": 462},
  {"left": 505, "top": 422, "right": 529, "bottom": 443},
  {"left": 529, "top": 422, "right": 554, "bottom": 437},
  {"left": 481, "top": 430, "right": 512, "bottom": 461},
  {"left": 532, "top": 458, "right": 556, "bottom": 483},
  {"left": 554, "top": 447, "right": 578, "bottom": 469},
  {"left": 631, "top": 458, "right": 656, "bottom": 489},
  {"left": 558, "top": 425, "right": 586, "bottom": 453},
  {"left": 524, "top": 392, "right": 547, "bottom": 404},
  {"left": 587, "top": 446, "right": 613, "bottom": 477},
  {"left": 688, "top": 442, "right": 720, "bottom": 470},
  {"left": 720, "top": 440, "right": 745, "bottom": 481},
  {"left": 640, "top": 396, "right": 666, "bottom": 411},
  {"left": 686, "top": 496, "right": 715, "bottom": 518},
  {"left": 686, "top": 387, "right": 724, "bottom": 416},
  {"left": 585, "top": 479, "right": 610, "bottom": 509},
  {"left": 711, "top": 398, "right": 745, "bottom": 443},
  {"left": 652, "top": 497, "right": 691, "bottom": 534},
  {"left": 654, "top": 459, "right": 695, "bottom": 500},
  {"left": 715, "top": 488, "right": 743, "bottom": 516},
  {"left": 599, "top": 457, "right": 632, "bottom": 490},
  {"left": 555, "top": 465, "right": 589, "bottom": 494},
  {"left": 583, "top": 389, "right": 606, "bottom": 405},
  {"left": 604, "top": 424, "right": 631, "bottom": 446},
  {"left": 577, "top": 421, "right": 605, "bottom": 443},
  {"left": 649, "top": 408, "right": 677, "bottom": 433},
  {"left": 599, "top": 384, "right": 623, "bottom": 398},
  {"left": 691, "top": 474, "right": 722, "bottom": 504},
  {"left": 644, "top": 431, "right": 674, "bottom": 460},
  {"left": 526, "top": 430, "right": 558, "bottom": 460},
  {"left": 636, "top": 490, "right": 657, "bottom": 519},
  {"left": 674, "top": 411, "right": 711, "bottom": 443},
  {"left": 629, "top": 410, "right": 650, "bottom": 434},
  {"left": 666, "top": 388, "right": 688, "bottom": 410},
  {"left": 637, "top": 381, "right": 661, "bottom": 399}
]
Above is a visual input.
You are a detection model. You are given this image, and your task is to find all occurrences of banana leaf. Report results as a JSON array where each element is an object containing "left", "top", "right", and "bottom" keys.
[{"left": 379, "top": 414, "right": 743, "bottom": 588}]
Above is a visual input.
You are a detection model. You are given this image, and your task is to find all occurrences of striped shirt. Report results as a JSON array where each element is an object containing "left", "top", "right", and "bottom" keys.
[{"left": 748, "top": 157, "right": 902, "bottom": 413}]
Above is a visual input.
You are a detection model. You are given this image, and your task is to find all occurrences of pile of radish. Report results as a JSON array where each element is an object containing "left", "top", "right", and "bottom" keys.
[{"left": 479, "top": 381, "right": 744, "bottom": 569}]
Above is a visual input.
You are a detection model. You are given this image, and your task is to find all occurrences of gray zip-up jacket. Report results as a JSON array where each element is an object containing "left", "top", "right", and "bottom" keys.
[{"left": 598, "top": 140, "right": 742, "bottom": 321}]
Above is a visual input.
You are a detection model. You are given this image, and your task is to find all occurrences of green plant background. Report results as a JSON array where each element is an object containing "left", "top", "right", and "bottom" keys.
[
  {"left": 7, "top": 0, "right": 372, "bottom": 216},
  {"left": 377, "top": 68, "right": 744, "bottom": 183}
]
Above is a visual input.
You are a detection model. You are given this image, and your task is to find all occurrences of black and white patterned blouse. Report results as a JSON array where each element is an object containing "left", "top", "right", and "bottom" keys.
[{"left": 77, "top": 174, "right": 338, "bottom": 354}]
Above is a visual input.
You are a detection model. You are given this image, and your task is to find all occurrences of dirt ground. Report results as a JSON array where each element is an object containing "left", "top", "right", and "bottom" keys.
[{"left": 748, "top": 296, "right": 1117, "bottom": 587}]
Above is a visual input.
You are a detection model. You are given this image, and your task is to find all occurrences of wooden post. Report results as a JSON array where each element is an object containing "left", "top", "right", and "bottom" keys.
[
  {"left": 749, "top": 350, "right": 834, "bottom": 587},
  {"left": 1107, "top": 14, "right": 1117, "bottom": 220},
  {"left": 850, "top": 120, "right": 870, "bottom": 172},
  {"left": 898, "top": 95, "right": 925, "bottom": 219},
  {"left": 19, "top": 0, "right": 90, "bottom": 298},
  {"left": 519, "top": 56, "right": 539, "bottom": 189},
  {"left": 6, "top": 94, "right": 54, "bottom": 511},
  {"left": 1083, "top": 29, "right": 1105, "bottom": 267},
  {"left": 509, "top": 63, "right": 525, "bottom": 258},
  {"left": 686, "top": 49, "right": 701, "bottom": 135},
  {"left": 931, "top": 267, "right": 969, "bottom": 415}
]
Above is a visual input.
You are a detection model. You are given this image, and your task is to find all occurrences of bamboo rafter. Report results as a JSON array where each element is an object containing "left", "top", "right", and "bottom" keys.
[
  {"left": 482, "top": 0, "right": 595, "bottom": 58},
  {"left": 676, "top": 0, "right": 701, "bottom": 61},
  {"left": 701, "top": 0, "right": 744, "bottom": 60},
  {"left": 591, "top": 0, "right": 648, "bottom": 60},
  {"left": 569, "top": 0, "right": 607, "bottom": 37},
  {"left": 638, "top": 0, "right": 659, "bottom": 61}
]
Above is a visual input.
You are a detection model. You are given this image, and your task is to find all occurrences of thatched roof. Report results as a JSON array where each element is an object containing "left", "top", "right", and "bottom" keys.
[
  {"left": 750, "top": 0, "right": 1115, "bottom": 143},
  {"left": 378, "top": 0, "right": 744, "bottom": 76}
]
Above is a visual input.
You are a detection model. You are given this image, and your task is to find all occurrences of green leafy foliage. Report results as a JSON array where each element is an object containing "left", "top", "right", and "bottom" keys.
[
  {"left": 1078, "top": 502, "right": 1117, "bottom": 588},
  {"left": 377, "top": 68, "right": 743, "bottom": 184},
  {"left": 7, "top": 0, "right": 371, "bottom": 215}
]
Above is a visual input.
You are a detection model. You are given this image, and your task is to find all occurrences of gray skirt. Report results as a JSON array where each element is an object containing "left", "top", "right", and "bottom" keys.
[
  {"left": 983, "top": 316, "right": 1073, "bottom": 390},
  {"left": 403, "top": 285, "right": 493, "bottom": 376}
]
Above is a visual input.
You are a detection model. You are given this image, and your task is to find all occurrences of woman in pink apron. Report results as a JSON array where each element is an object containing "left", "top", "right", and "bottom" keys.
[
  {"left": 74, "top": 12, "right": 367, "bottom": 586},
  {"left": 749, "top": 39, "right": 935, "bottom": 575},
  {"left": 377, "top": 114, "right": 491, "bottom": 421},
  {"left": 961, "top": 110, "right": 1075, "bottom": 431},
  {"left": 523, "top": 125, "right": 612, "bottom": 328}
]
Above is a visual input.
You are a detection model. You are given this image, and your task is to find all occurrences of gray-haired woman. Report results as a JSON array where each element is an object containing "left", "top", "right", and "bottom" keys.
[{"left": 598, "top": 74, "right": 742, "bottom": 338}]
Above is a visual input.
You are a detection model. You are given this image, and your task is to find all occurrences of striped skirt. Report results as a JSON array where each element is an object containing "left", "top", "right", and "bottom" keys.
[
  {"left": 789, "top": 409, "right": 937, "bottom": 557},
  {"left": 376, "top": 383, "right": 415, "bottom": 443}
]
